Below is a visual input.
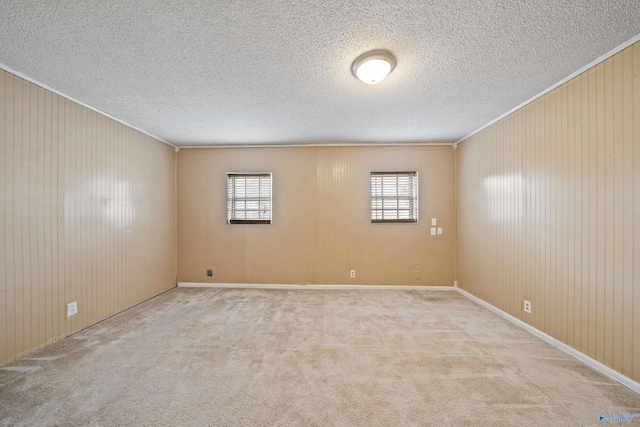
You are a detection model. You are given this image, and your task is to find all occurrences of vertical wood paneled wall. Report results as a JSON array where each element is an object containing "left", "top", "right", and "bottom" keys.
[
  {"left": 177, "top": 145, "right": 455, "bottom": 286},
  {"left": 0, "top": 69, "right": 177, "bottom": 368},
  {"left": 456, "top": 42, "right": 640, "bottom": 382}
]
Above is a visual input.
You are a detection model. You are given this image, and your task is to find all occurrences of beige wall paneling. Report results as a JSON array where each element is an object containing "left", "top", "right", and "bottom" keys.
[
  {"left": 177, "top": 149, "right": 219, "bottom": 282},
  {"left": 1, "top": 70, "right": 10, "bottom": 364},
  {"left": 634, "top": 41, "right": 640, "bottom": 383},
  {"left": 177, "top": 145, "right": 455, "bottom": 286},
  {"left": 178, "top": 147, "right": 320, "bottom": 285},
  {"left": 0, "top": 68, "right": 177, "bottom": 368},
  {"left": 456, "top": 41, "right": 640, "bottom": 382},
  {"left": 19, "top": 75, "right": 29, "bottom": 355},
  {"left": 241, "top": 148, "right": 318, "bottom": 285}
]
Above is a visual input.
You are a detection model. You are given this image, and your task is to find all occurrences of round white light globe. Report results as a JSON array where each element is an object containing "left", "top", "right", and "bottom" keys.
[
  {"left": 352, "top": 50, "right": 396, "bottom": 85},
  {"left": 356, "top": 58, "right": 392, "bottom": 84}
]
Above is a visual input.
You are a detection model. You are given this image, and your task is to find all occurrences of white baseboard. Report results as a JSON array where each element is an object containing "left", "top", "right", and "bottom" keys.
[
  {"left": 455, "top": 287, "right": 640, "bottom": 395},
  {"left": 177, "top": 282, "right": 455, "bottom": 291}
]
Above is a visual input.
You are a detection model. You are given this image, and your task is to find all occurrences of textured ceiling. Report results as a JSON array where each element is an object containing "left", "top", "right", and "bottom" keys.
[{"left": 1, "top": 1, "right": 639, "bottom": 146}]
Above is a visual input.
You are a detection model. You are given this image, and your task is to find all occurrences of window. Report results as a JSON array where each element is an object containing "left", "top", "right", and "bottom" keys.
[
  {"left": 227, "top": 173, "right": 272, "bottom": 224},
  {"left": 370, "top": 171, "right": 418, "bottom": 223}
]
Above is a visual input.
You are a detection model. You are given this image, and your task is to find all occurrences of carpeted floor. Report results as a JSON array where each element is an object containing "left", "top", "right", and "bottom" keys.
[{"left": 1, "top": 288, "right": 639, "bottom": 426}]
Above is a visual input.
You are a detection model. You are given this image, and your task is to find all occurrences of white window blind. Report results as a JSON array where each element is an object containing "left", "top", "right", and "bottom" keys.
[
  {"left": 227, "top": 173, "right": 272, "bottom": 224},
  {"left": 371, "top": 172, "right": 418, "bottom": 223}
]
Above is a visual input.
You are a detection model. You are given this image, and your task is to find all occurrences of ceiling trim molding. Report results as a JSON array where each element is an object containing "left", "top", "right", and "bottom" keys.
[
  {"left": 178, "top": 142, "right": 454, "bottom": 149},
  {"left": 0, "top": 62, "right": 175, "bottom": 148},
  {"left": 454, "top": 32, "right": 640, "bottom": 148}
]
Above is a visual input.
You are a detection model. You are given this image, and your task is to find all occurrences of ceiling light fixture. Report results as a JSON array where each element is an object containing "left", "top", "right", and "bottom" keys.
[{"left": 352, "top": 50, "right": 396, "bottom": 85}]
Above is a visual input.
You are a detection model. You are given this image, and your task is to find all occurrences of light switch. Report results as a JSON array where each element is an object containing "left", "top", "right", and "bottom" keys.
[
  {"left": 430, "top": 227, "right": 436, "bottom": 236},
  {"left": 431, "top": 218, "right": 437, "bottom": 226},
  {"left": 437, "top": 227, "right": 443, "bottom": 235}
]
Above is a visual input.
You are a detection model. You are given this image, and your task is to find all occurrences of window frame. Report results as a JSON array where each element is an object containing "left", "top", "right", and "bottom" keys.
[
  {"left": 370, "top": 171, "right": 419, "bottom": 223},
  {"left": 226, "top": 172, "right": 273, "bottom": 225}
]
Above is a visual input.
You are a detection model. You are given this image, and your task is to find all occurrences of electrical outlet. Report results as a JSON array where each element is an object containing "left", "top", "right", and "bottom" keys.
[
  {"left": 67, "top": 301, "right": 77, "bottom": 317},
  {"left": 207, "top": 268, "right": 213, "bottom": 277},
  {"left": 350, "top": 270, "right": 356, "bottom": 278},
  {"left": 524, "top": 300, "right": 531, "bottom": 313},
  {"left": 454, "top": 280, "right": 458, "bottom": 287}
]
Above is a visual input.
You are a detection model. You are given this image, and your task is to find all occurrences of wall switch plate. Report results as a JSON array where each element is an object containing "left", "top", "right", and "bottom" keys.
[
  {"left": 430, "top": 227, "right": 436, "bottom": 236},
  {"left": 431, "top": 218, "right": 437, "bottom": 226},
  {"left": 207, "top": 268, "right": 213, "bottom": 277},
  {"left": 437, "top": 227, "right": 443, "bottom": 235},
  {"left": 524, "top": 300, "right": 531, "bottom": 313},
  {"left": 67, "top": 301, "right": 77, "bottom": 317},
  {"left": 350, "top": 270, "right": 356, "bottom": 278}
]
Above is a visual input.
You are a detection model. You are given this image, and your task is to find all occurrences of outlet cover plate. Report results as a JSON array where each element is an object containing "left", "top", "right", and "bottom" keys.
[
  {"left": 67, "top": 301, "right": 78, "bottom": 317},
  {"left": 524, "top": 300, "right": 531, "bottom": 313}
]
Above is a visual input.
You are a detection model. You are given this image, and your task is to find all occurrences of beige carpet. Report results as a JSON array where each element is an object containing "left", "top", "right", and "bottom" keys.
[{"left": 1, "top": 288, "right": 639, "bottom": 426}]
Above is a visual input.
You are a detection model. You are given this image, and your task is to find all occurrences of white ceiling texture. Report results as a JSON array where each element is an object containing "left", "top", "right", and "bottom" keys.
[{"left": 1, "top": 1, "right": 639, "bottom": 147}]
